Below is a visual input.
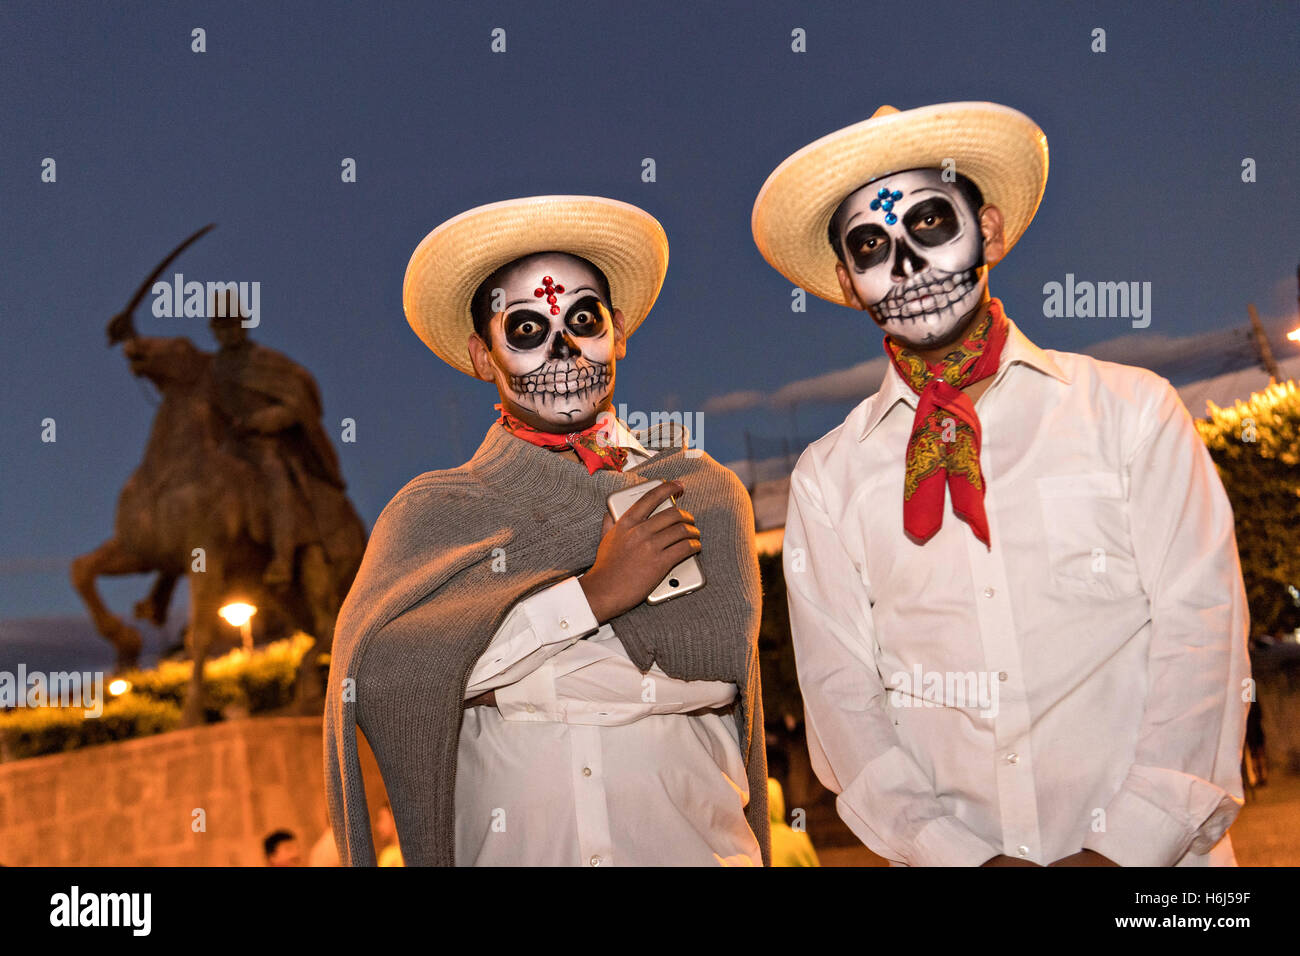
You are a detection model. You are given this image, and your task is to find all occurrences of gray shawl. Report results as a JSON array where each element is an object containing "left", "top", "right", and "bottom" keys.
[{"left": 324, "top": 420, "right": 770, "bottom": 865}]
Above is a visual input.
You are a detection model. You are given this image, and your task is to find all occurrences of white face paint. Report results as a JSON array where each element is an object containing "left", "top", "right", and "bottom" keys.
[
  {"left": 834, "top": 167, "right": 987, "bottom": 349},
  {"left": 480, "top": 252, "right": 616, "bottom": 431}
]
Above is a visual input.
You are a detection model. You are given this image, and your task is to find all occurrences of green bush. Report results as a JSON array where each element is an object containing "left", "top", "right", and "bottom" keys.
[
  {"left": 0, "top": 693, "right": 181, "bottom": 761},
  {"left": 120, "top": 632, "right": 313, "bottom": 717},
  {"left": 1196, "top": 381, "right": 1300, "bottom": 639},
  {"left": 0, "top": 634, "right": 315, "bottom": 761}
]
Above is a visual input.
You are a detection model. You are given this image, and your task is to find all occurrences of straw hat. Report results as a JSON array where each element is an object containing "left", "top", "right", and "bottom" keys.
[
  {"left": 403, "top": 195, "right": 669, "bottom": 376},
  {"left": 751, "top": 102, "right": 1048, "bottom": 304}
]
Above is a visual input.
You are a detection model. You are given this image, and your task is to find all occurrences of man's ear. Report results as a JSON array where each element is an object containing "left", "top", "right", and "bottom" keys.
[
  {"left": 467, "top": 331, "right": 497, "bottom": 382},
  {"left": 835, "top": 262, "right": 867, "bottom": 310},
  {"left": 978, "top": 204, "right": 1006, "bottom": 267},
  {"left": 611, "top": 308, "right": 628, "bottom": 361}
]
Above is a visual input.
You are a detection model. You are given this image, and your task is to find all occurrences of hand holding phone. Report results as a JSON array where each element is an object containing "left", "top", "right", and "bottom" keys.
[
  {"left": 578, "top": 479, "right": 706, "bottom": 622},
  {"left": 606, "top": 480, "right": 707, "bottom": 605}
]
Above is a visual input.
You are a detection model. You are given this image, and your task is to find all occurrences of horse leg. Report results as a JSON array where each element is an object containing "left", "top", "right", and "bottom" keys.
[
  {"left": 69, "top": 539, "right": 148, "bottom": 671},
  {"left": 133, "top": 572, "right": 178, "bottom": 626},
  {"left": 180, "top": 558, "right": 226, "bottom": 727},
  {"left": 293, "top": 543, "right": 336, "bottom": 711}
]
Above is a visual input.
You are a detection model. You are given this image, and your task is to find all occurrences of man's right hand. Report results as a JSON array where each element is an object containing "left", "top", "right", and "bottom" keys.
[{"left": 579, "top": 480, "right": 700, "bottom": 624}]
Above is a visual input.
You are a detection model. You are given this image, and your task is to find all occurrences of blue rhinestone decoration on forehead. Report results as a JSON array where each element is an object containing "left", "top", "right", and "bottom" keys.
[{"left": 870, "top": 187, "right": 904, "bottom": 225}]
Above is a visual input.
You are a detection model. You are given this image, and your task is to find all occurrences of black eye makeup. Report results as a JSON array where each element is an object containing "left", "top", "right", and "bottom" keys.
[
  {"left": 845, "top": 223, "right": 891, "bottom": 271},
  {"left": 564, "top": 295, "right": 608, "bottom": 337},
  {"left": 904, "top": 197, "right": 960, "bottom": 247},
  {"left": 504, "top": 309, "right": 550, "bottom": 350}
]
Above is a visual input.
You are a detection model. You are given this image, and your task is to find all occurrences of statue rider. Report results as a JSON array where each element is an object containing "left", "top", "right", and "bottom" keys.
[{"left": 207, "top": 290, "right": 346, "bottom": 586}]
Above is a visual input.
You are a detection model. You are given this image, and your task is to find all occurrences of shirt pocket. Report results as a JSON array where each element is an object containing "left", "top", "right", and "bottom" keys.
[{"left": 1035, "top": 472, "right": 1143, "bottom": 598}]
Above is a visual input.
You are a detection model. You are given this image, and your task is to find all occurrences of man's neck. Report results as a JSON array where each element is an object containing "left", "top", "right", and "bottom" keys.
[
  {"left": 890, "top": 294, "right": 1003, "bottom": 402},
  {"left": 906, "top": 296, "right": 990, "bottom": 366},
  {"left": 500, "top": 401, "right": 617, "bottom": 436}
]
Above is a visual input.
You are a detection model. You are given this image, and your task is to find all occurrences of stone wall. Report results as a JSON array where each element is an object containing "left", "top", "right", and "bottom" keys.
[
  {"left": 0, "top": 715, "right": 387, "bottom": 866},
  {"left": 1, "top": 670, "right": 1294, "bottom": 866}
]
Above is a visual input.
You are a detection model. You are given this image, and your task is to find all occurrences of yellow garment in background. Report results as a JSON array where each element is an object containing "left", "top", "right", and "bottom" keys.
[{"left": 768, "top": 778, "right": 819, "bottom": 867}]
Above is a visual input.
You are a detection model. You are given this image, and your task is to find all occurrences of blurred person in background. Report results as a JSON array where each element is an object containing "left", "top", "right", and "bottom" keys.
[{"left": 264, "top": 829, "right": 301, "bottom": 866}]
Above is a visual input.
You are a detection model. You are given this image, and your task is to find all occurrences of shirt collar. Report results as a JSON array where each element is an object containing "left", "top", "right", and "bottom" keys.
[
  {"left": 855, "top": 315, "right": 1071, "bottom": 442},
  {"left": 611, "top": 416, "right": 652, "bottom": 459},
  {"left": 500, "top": 409, "right": 652, "bottom": 459}
]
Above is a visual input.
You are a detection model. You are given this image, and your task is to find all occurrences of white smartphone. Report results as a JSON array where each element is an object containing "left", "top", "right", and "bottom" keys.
[{"left": 605, "top": 479, "right": 706, "bottom": 604}]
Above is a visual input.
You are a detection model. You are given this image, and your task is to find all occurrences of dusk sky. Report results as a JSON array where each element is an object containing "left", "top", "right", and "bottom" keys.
[{"left": 2, "top": 1, "right": 1297, "bottom": 664}]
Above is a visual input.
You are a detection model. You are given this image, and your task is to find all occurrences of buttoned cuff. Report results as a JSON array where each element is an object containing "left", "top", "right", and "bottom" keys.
[
  {"left": 521, "top": 576, "right": 600, "bottom": 644},
  {"left": 1081, "top": 788, "right": 1195, "bottom": 867},
  {"left": 910, "top": 815, "right": 1003, "bottom": 868},
  {"left": 836, "top": 747, "right": 1001, "bottom": 867},
  {"left": 494, "top": 661, "right": 561, "bottom": 721}
]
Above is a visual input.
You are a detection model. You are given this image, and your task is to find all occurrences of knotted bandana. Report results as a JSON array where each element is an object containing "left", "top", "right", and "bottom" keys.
[
  {"left": 883, "top": 298, "right": 1010, "bottom": 547},
  {"left": 495, "top": 404, "right": 629, "bottom": 474}
]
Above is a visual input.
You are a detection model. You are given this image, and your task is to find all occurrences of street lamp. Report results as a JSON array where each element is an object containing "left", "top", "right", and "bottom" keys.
[{"left": 219, "top": 602, "right": 258, "bottom": 654}]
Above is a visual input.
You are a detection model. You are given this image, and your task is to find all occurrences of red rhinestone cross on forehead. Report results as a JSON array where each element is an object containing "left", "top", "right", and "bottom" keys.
[{"left": 533, "top": 275, "right": 566, "bottom": 316}]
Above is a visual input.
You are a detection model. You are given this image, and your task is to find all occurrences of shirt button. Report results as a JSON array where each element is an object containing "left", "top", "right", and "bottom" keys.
[
  {"left": 1017, "top": 845, "right": 1030, "bottom": 857},
  {"left": 583, "top": 767, "right": 592, "bottom": 777},
  {"left": 559, "top": 618, "right": 569, "bottom": 630},
  {"left": 983, "top": 587, "right": 995, "bottom": 598},
  {"left": 589, "top": 855, "right": 601, "bottom": 867},
  {"left": 998, "top": 671, "right": 1008, "bottom": 682},
  {"left": 525, "top": 704, "right": 536, "bottom": 714},
  {"left": 1005, "top": 752, "right": 1020, "bottom": 765}
]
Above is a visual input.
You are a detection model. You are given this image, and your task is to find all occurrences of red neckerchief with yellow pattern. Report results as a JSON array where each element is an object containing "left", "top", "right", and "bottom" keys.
[
  {"left": 494, "top": 404, "right": 629, "bottom": 475},
  {"left": 882, "top": 298, "right": 1010, "bottom": 548}
]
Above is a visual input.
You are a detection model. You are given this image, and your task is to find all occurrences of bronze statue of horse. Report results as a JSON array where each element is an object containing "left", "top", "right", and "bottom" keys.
[{"left": 72, "top": 228, "right": 364, "bottom": 724}]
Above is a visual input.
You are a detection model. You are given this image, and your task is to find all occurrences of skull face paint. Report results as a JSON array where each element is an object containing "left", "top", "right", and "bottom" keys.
[
  {"left": 479, "top": 252, "right": 617, "bottom": 431},
  {"left": 833, "top": 167, "right": 987, "bottom": 349}
]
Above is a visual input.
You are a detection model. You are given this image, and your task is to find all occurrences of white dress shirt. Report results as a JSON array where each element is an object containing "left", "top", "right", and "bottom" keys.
[
  {"left": 784, "top": 318, "right": 1250, "bottom": 867},
  {"left": 453, "top": 420, "right": 762, "bottom": 866}
]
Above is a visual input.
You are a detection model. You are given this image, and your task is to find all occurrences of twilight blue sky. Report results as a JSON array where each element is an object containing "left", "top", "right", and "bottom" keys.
[{"left": 1, "top": 1, "right": 1297, "bottom": 652}]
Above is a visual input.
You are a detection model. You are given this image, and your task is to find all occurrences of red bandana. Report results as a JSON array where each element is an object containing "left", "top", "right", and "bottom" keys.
[
  {"left": 882, "top": 298, "right": 1010, "bottom": 548},
  {"left": 495, "top": 404, "right": 629, "bottom": 475}
]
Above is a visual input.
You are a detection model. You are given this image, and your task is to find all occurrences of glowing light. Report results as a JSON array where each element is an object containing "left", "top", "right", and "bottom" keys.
[
  {"left": 1288, "top": 327, "right": 1300, "bottom": 343},
  {"left": 108, "top": 678, "right": 131, "bottom": 696},
  {"left": 219, "top": 602, "right": 257, "bottom": 628}
]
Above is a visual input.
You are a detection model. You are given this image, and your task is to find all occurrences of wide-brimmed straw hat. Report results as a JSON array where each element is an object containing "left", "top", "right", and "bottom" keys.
[
  {"left": 751, "top": 102, "right": 1049, "bottom": 304},
  {"left": 403, "top": 195, "right": 669, "bottom": 376}
]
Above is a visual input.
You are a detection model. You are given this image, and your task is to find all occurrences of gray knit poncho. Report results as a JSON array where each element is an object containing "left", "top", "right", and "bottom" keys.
[{"left": 324, "top": 420, "right": 770, "bottom": 865}]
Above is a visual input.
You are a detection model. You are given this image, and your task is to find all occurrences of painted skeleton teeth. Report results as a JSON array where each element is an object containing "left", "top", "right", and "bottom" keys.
[
  {"left": 510, "top": 362, "right": 611, "bottom": 401},
  {"left": 876, "top": 268, "right": 979, "bottom": 323}
]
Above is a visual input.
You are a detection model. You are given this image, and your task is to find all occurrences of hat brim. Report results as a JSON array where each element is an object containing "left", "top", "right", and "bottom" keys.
[
  {"left": 751, "top": 102, "right": 1048, "bottom": 304},
  {"left": 403, "top": 196, "right": 669, "bottom": 376}
]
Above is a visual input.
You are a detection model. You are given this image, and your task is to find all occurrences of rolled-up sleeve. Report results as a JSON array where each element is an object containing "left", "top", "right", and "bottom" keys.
[
  {"left": 785, "top": 457, "right": 999, "bottom": 867},
  {"left": 465, "top": 576, "right": 598, "bottom": 695},
  {"left": 1082, "top": 380, "right": 1250, "bottom": 866},
  {"left": 495, "top": 633, "right": 737, "bottom": 725}
]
